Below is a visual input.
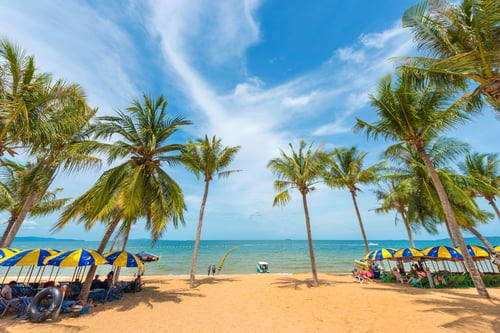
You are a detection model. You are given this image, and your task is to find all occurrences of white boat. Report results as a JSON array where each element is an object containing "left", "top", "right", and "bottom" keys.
[{"left": 257, "top": 261, "right": 270, "bottom": 273}]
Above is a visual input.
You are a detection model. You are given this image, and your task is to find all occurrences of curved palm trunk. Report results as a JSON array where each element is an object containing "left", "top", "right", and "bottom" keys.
[
  {"left": 466, "top": 226, "right": 500, "bottom": 262},
  {"left": 0, "top": 217, "right": 15, "bottom": 247},
  {"left": 417, "top": 147, "right": 489, "bottom": 298},
  {"left": 189, "top": 180, "right": 210, "bottom": 288},
  {"left": 2, "top": 193, "right": 40, "bottom": 247},
  {"left": 443, "top": 221, "right": 457, "bottom": 247},
  {"left": 78, "top": 216, "right": 121, "bottom": 301},
  {"left": 114, "top": 226, "right": 131, "bottom": 283},
  {"left": 350, "top": 190, "right": 369, "bottom": 254},
  {"left": 401, "top": 211, "right": 416, "bottom": 248},
  {"left": 486, "top": 198, "right": 500, "bottom": 220},
  {"left": 301, "top": 192, "right": 319, "bottom": 287}
]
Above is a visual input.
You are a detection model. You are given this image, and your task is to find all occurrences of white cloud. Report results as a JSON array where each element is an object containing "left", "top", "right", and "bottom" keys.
[
  {"left": 360, "top": 25, "right": 407, "bottom": 49},
  {"left": 337, "top": 47, "right": 366, "bottom": 63}
]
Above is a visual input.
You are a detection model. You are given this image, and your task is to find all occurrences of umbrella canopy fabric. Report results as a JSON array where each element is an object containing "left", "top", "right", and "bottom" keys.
[
  {"left": 365, "top": 248, "right": 396, "bottom": 261},
  {"left": 494, "top": 245, "right": 500, "bottom": 252},
  {"left": 0, "top": 248, "right": 20, "bottom": 260},
  {"left": 105, "top": 251, "right": 144, "bottom": 268},
  {"left": 422, "top": 246, "right": 463, "bottom": 261},
  {"left": 44, "top": 248, "right": 107, "bottom": 267},
  {"left": 393, "top": 248, "right": 425, "bottom": 260},
  {"left": 460, "top": 245, "right": 490, "bottom": 259},
  {"left": 0, "top": 248, "right": 59, "bottom": 266}
]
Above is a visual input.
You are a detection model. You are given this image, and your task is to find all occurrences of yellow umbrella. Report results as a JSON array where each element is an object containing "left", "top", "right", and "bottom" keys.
[{"left": 104, "top": 251, "right": 144, "bottom": 268}]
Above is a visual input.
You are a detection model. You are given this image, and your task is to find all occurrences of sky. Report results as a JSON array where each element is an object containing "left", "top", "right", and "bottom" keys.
[{"left": 0, "top": 0, "right": 498, "bottom": 242}]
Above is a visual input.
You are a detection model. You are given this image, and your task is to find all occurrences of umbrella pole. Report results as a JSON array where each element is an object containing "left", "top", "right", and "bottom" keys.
[
  {"left": 36, "top": 266, "right": 46, "bottom": 284},
  {"left": 47, "top": 266, "right": 55, "bottom": 282},
  {"left": 16, "top": 266, "right": 24, "bottom": 282},
  {"left": 54, "top": 267, "right": 61, "bottom": 283},
  {"left": 2, "top": 267, "right": 11, "bottom": 284}
]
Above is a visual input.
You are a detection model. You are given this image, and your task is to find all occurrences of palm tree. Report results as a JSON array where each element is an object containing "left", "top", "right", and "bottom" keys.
[
  {"left": 355, "top": 72, "right": 490, "bottom": 298},
  {"left": 53, "top": 93, "right": 191, "bottom": 300},
  {"left": 267, "top": 141, "right": 327, "bottom": 287},
  {"left": 373, "top": 181, "right": 417, "bottom": 248},
  {"left": 323, "top": 147, "right": 385, "bottom": 254},
  {"left": 400, "top": 0, "right": 500, "bottom": 111},
  {"left": 0, "top": 160, "right": 70, "bottom": 246},
  {"left": 180, "top": 135, "right": 241, "bottom": 288},
  {"left": 459, "top": 152, "right": 500, "bottom": 218}
]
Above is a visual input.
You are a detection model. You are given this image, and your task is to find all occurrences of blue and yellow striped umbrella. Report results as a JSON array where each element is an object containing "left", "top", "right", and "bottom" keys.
[
  {"left": 393, "top": 248, "right": 425, "bottom": 260},
  {"left": 0, "top": 248, "right": 20, "bottom": 260},
  {"left": 422, "top": 246, "right": 463, "bottom": 261},
  {"left": 460, "top": 245, "right": 490, "bottom": 259},
  {"left": 105, "top": 251, "right": 144, "bottom": 268},
  {"left": 44, "top": 248, "right": 107, "bottom": 267},
  {"left": 365, "top": 248, "right": 397, "bottom": 261},
  {"left": 0, "top": 248, "right": 59, "bottom": 266},
  {"left": 494, "top": 245, "right": 500, "bottom": 252}
]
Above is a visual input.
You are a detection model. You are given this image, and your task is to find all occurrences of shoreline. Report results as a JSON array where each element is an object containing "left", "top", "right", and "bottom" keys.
[{"left": 1, "top": 273, "right": 499, "bottom": 332}]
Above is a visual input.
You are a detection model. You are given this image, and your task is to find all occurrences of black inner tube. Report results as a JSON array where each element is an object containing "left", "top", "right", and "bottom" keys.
[{"left": 27, "top": 286, "right": 63, "bottom": 323}]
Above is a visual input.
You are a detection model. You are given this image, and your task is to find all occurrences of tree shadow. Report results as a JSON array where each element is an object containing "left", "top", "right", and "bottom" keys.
[
  {"left": 369, "top": 282, "right": 500, "bottom": 331},
  {"left": 271, "top": 277, "right": 337, "bottom": 289}
]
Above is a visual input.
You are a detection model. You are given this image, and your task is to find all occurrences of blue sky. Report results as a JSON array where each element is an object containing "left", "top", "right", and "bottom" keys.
[{"left": 0, "top": 1, "right": 498, "bottom": 242}]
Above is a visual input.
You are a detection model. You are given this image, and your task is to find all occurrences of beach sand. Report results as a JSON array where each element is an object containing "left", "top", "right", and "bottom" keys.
[{"left": 0, "top": 273, "right": 499, "bottom": 333}]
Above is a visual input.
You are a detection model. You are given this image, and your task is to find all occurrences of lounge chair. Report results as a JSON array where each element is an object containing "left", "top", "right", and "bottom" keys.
[{"left": 392, "top": 270, "right": 408, "bottom": 284}]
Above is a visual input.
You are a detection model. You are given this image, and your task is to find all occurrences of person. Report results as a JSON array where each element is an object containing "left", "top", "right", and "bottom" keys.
[
  {"left": 211, "top": 264, "right": 216, "bottom": 275},
  {"left": 352, "top": 268, "right": 365, "bottom": 283},
  {"left": 105, "top": 271, "right": 114, "bottom": 289},
  {"left": 417, "top": 260, "right": 425, "bottom": 272},
  {"left": 408, "top": 270, "right": 427, "bottom": 286},
  {"left": 208, "top": 265, "right": 212, "bottom": 276},
  {"left": 0, "top": 281, "right": 17, "bottom": 300},
  {"left": 91, "top": 275, "right": 103, "bottom": 289},
  {"left": 396, "top": 261, "right": 405, "bottom": 275}
]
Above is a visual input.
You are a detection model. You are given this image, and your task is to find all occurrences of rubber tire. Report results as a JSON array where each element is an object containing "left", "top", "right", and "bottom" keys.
[{"left": 27, "top": 287, "right": 63, "bottom": 323}]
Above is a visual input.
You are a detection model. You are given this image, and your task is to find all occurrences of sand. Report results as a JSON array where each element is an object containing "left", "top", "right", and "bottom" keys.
[{"left": 0, "top": 273, "right": 499, "bottom": 333}]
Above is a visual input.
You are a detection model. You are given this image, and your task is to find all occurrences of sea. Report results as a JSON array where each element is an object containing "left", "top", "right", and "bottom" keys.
[{"left": 6, "top": 237, "right": 499, "bottom": 279}]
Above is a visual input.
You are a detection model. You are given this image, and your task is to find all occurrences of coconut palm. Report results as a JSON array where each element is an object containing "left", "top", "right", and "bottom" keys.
[
  {"left": 53, "top": 93, "right": 191, "bottom": 300},
  {"left": 323, "top": 147, "right": 385, "bottom": 254},
  {"left": 459, "top": 152, "right": 500, "bottom": 218},
  {"left": 400, "top": 0, "right": 500, "bottom": 111},
  {"left": 355, "top": 72, "right": 490, "bottom": 298},
  {"left": 180, "top": 135, "right": 241, "bottom": 288},
  {"left": 0, "top": 160, "right": 70, "bottom": 246},
  {"left": 267, "top": 141, "right": 327, "bottom": 287}
]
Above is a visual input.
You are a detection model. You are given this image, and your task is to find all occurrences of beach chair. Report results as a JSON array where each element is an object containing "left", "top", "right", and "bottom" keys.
[{"left": 392, "top": 270, "right": 408, "bottom": 284}]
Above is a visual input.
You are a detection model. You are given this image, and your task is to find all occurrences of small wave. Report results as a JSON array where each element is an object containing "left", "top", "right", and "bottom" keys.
[{"left": 368, "top": 243, "right": 379, "bottom": 246}]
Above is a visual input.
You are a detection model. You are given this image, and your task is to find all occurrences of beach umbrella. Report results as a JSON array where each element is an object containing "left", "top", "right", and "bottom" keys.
[
  {"left": 0, "top": 248, "right": 20, "bottom": 260},
  {"left": 494, "top": 245, "right": 500, "bottom": 252},
  {"left": 44, "top": 248, "right": 107, "bottom": 267},
  {"left": 365, "top": 248, "right": 397, "bottom": 261},
  {"left": 0, "top": 248, "right": 59, "bottom": 283},
  {"left": 422, "top": 246, "right": 463, "bottom": 261},
  {"left": 393, "top": 248, "right": 425, "bottom": 260},
  {"left": 44, "top": 248, "right": 108, "bottom": 283},
  {"left": 460, "top": 245, "right": 490, "bottom": 259},
  {"left": 105, "top": 251, "right": 144, "bottom": 268}
]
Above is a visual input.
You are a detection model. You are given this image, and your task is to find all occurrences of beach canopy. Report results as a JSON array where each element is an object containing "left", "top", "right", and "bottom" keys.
[
  {"left": 0, "top": 248, "right": 20, "bottom": 260},
  {"left": 460, "top": 245, "right": 490, "bottom": 259},
  {"left": 393, "top": 248, "right": 425, "bottom": 260},
  {"left": 422, "top": 246, "right": 463, "bottom": 261},
  {"left": 365, "top": 248, "right": 396, "bottom": 261},
  {"left": 494, "top": 245, "right": 500, "bottom": 252},
  {"left": 105, "top": 251, "right": 144, "bottom": 268},
  {"left": 44, "top": 248, "right": 107, "bottom": 267},
  {"left": 0, "top": 248, "right": 59, "bottom": 267}
]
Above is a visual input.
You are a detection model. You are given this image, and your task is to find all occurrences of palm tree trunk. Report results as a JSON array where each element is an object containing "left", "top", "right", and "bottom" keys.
[
  {"left": 115, "top": 226, "right": 131, "bottom": 282},
  {"left": 2, "top": 193, "right": 40, "bottom": 247},
  {"left": 466, "top": 226, "right": 500, "bottom": 261},
  {"left": 443, "top": 220, "right": 457, "bottom": 247},
  {"left": 78, "top": 216, "right": 121, "bottom": 301},
  {"left": 417, "top": 146, "right": 489, "bottom": 298},
  {"left": 487, "top": 199, "right": 500, "bottom": 220},
  {"left": 301, "top": 192, "right": 319, "bottom": 287},
  {"left": 190, "top": 180, "right": 210, "bottom": 288},
  {"left": 350, "top": 190, "right": 370, "bottom": 254},
  {"left": 401, "top": 211, "right": 416, "bottom": 248},
  {"left": 0, "top": 217, "right": 15, "bottom": 247}
]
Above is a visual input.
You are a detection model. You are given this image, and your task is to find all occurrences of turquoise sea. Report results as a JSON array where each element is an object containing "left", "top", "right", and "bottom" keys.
[{"left": 7, "top": 237, "right": 500, "bottom": 279}]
